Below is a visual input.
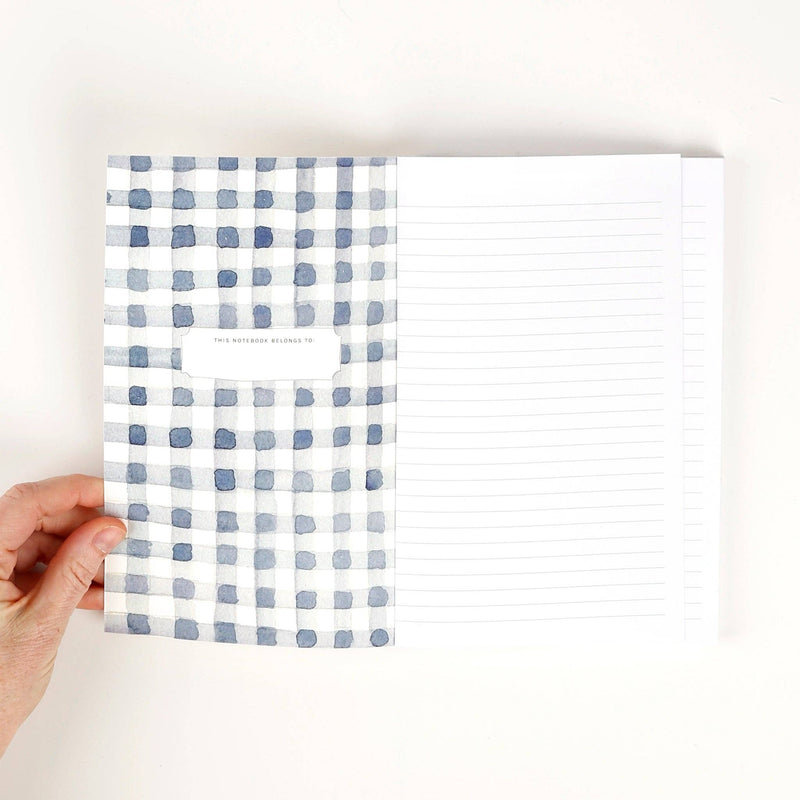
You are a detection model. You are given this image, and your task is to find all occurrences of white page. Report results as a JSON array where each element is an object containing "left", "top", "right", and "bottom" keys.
[
  {"left": 681, "top": 159, "right": 723, "bottom": 641},
  {"left": 394, "top": 155, "right": 685, "bottom": 646}
]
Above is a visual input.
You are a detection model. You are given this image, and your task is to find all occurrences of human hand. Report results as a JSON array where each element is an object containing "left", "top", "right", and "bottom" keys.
[{"left": 0, "top": 475, "right": 126, "bottom": 758}]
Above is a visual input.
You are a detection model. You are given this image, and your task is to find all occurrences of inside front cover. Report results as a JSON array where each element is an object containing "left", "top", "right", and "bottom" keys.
[{"left": 103, "top": 156, "right": 397, "bottom": 647}]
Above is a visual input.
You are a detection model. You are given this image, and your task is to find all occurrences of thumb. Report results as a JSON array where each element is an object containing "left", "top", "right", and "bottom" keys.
[{"left": 25, "top": 516, "right": 127, "bottom": 631}]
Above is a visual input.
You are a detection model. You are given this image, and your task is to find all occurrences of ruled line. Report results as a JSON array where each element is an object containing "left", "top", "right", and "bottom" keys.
[
  {"left": 401, "top": 597, "right": 666, "bottom": 608},
  {"left": 404, "top": 361, "right": 663, "bottom": 370},
  {"left": 398, "top": 548, "right": 664, "bottom": 559},
  {"left": 394, "top": 614, "right": 667, "bottom": 623},
  {"left": 398, "top": 487, "right": 663, "bottom": 498},
  {"left": 403, "top": 265, "right": 665, "bottom": 273},
  {"left": 399, "top": 582, "right": 666, "bottom": 592},
  {"left": 399, "top": 536, "right": 665, "bottom": 545},
  {"left": 404, "top": 233, "right": 664, "bottom": 241},
  {"left": 398, "top": 409, "right": 662, "bottom": 418},
  {"left": 400, "top": 201, "right": 663, "bottom": 208},
  {"left": 396, "top": 566, "right": 665, "bottom": 578},
  {"left": 398, "top": 216, "right": 664, "bottom": 224},
  {"left": 401, "top": 378, "right": 664, "bottom": 387},
  {"left": 404, "top": 281, "right": 665, "bottom": 290},
  {"left": 406, "top": 298, "right": 663, "bottom": 306},
  {"left": 398, "top": 472, "right": 664, "bottom": 481},
  {"left": 399, "top": 331, "right": 664, "bottom": 338},
  {"left": 399, "top": 249, "right": 663, "bottom": 256},
  {"left": 401, "top": 346, "right": 664, "bottom": 356},
  {"left": 403, "top": 424, "right": 663, "bottom": 434},
  {"left": 398, "top": 519, "right": 664, "bottom": 530},
  {"left": 396, "top": 458, "right": 665, "bottom": 467},
  {"left": 403, "top": 313, "right": 665, "bottom": 322},
  {"left": 408, "top": 442, "right": 664, "bottom": 450},
  {"left": 398, "top": 394, "right": 666, "bottom": 402}
]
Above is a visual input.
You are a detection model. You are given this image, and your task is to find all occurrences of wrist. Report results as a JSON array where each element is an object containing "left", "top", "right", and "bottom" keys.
[
  {"left": 0, "top": 676, "right": 28, "bottom": 759},
  {"left": 0, "top": 717, "right": 19, "bottom": 759}
]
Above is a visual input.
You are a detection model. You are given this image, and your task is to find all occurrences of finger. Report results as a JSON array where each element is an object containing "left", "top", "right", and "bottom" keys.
[
  {"left": 15, "top": 532, "right": 105, "bottom": 583},
  {"left": 23, "top": 515, "right": 125, "bottom": 632},
  {"left": 0, "top": 580, "right": 24, "bottom": 604},
  {"left": 11, "top": 572, "right": 104, "bottom": 609},
  {"left": 13, "top": 566, "right": 104, "bottom": 594},
  {"left": 76, "top": 585, "right": 104, "bottom": 611},
  {"left": 15, "top": 532, "right": 62, "bottom": 572},
  {"left": 37, "top": 506, "right": 101, "bottom": 536},
  {"left": 0, "top": 475, "right": 104, "bottom": 552}
]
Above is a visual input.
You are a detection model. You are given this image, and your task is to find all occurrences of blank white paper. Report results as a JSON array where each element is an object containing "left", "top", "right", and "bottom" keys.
[{"left": 393, "top": 155, "right": 685, "bottom": 646}]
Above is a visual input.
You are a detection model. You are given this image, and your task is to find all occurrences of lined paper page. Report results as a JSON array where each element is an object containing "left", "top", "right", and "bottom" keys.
[
  {"left": 681, "top": 159, "right": 723, "bottom": 641},
  {"left": 394, "top": 155, "right": 684, "bottom": 646}
]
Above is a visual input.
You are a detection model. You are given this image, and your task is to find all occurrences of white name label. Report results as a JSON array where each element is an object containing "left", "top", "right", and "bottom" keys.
[{"left": 180, "top": 328, "right": 341, "bottom": 381}]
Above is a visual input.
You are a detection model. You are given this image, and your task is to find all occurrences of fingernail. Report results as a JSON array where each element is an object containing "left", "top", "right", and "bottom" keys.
[{"left": 93, "top": 525, "right": 126, "bottom": 554}]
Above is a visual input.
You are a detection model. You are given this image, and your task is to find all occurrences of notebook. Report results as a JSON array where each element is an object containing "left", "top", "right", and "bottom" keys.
[{"left": 103, "top": 154, "right": 722, "bottom": 648}]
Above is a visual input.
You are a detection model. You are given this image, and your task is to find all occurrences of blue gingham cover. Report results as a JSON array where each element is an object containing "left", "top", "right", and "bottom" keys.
[{"left": 103, "top": 156, "right": 396, "bottom": 647}]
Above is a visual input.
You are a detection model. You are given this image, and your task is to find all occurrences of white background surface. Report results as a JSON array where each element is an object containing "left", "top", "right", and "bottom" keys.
[{"left": 0, "top": 0, "right": 797, "bottom": 797}]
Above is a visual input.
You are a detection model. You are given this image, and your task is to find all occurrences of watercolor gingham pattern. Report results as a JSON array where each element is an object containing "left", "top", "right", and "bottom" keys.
[{"left": 103, "top": 156, "right": 396, "bottom": 647}]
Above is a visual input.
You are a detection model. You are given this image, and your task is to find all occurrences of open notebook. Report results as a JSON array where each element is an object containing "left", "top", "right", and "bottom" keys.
[{"left": 103, "top": 155, "right": 722, "bottom": 647}]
